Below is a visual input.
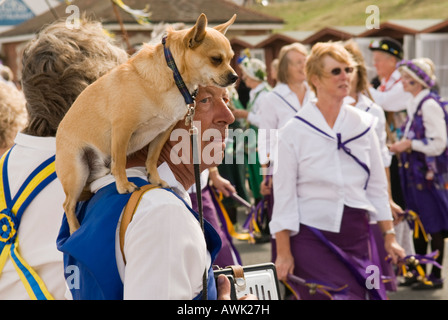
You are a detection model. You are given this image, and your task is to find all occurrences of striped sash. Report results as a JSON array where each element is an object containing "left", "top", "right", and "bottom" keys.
[{"left": 0, "top": 146, "right": 57, "bottom": 300}]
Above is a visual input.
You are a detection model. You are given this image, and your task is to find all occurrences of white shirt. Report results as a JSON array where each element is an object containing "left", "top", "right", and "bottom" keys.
[
  {"left": 345, "top": 93, "right": 392, "bottom": 167},
  {"left": 89, "top": 163, "right": 209, "bottom": 300},
  {"left": 369, "top": 69, "right": 412, "bottom": 112},
  {"left": 270, "top": 100, "right": 392, "bottom": 236},
  {"left": 0, "top": 133, "right": 66, "bottom": 300},
  {"left": 187, "top": 169, "right": 209, "bottom": 193},
  {"left": 257, "top": 82, "right": 314, "bottom": 165},
  {"left": 403, "top": 89, "right": 447, "bottom": 156},
  {"left": 246, "top": 82, "right": 270, "bottom": 128}
]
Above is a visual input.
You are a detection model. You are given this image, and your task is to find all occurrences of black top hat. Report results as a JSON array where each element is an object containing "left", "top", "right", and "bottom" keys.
[{"left": 369, "top": 37, "right": 403, "bottom": 60}]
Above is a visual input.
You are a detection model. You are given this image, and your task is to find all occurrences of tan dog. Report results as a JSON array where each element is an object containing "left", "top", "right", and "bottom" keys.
[{"left": 55, "top": 13, "right": 237, "bottom": 233}]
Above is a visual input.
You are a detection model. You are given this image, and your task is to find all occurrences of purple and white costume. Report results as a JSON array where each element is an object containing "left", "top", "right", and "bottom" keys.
[{"left": 270, "top": 99, "right": 394, "bottom": 300}]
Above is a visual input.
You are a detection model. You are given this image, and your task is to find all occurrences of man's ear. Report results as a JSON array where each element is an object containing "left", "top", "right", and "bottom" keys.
[
  {"left": 213, "top": 14, "right": 236, "bottom": 35},
  {"left": 184, "top": 13, "right": 207, "bottom": 49}
]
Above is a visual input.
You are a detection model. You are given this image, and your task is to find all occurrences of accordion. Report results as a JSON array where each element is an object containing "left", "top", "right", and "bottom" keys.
[{"left": 213, "top": 262, "right": 281, "bottom": 300}]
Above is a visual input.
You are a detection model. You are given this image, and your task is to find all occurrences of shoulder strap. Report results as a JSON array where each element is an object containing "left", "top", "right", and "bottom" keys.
[
  {"left": 119, "top": 184, "right": 160, "bottom": 264},
  {"left": 0, "top": 146, "right": 57, "bottom": 300}
]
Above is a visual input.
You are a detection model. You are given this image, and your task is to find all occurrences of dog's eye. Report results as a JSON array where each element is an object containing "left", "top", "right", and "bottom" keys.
[{"left": 211, "top": 56, "right": 223, "bottom": 65}]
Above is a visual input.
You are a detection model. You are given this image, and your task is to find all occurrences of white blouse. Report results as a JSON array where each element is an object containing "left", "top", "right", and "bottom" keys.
[
  {"left": 257, "top": 82, "right": 314, "bottom": 166},
  {"left": 270, "top": 100, "right": 392, "bottom": 236},
  {"left": 246, "top": 82, "right": 270, "bottom": 128},
  {"left": 345, "top": 93, "right": 392, "bottom": 167},
  {"left": 369, "top": 69, "right": 412, "bottom": 113}
]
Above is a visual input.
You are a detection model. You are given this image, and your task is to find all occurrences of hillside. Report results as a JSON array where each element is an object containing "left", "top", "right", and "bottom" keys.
[{"left": 248, "top": 0, "right": 448, "bottom": 31}]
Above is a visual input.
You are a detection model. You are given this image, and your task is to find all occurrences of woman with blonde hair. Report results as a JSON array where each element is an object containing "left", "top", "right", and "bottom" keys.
[{"left": 271, "top": 42, "right": 405, "bottom": 300}]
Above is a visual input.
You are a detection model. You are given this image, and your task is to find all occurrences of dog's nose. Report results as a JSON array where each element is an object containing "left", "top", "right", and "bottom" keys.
[{"left": 228, "top": 73, "right": 238, "bottom": 84}]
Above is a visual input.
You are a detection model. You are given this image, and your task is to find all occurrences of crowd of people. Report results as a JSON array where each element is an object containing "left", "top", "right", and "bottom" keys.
[{"left": 0, "top": 16, "right": 448, "bottom": 300}]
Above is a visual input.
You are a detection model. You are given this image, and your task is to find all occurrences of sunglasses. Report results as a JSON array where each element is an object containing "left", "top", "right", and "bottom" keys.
[{"left": 330, "top": 67, "right": 354, "bottom": 76}]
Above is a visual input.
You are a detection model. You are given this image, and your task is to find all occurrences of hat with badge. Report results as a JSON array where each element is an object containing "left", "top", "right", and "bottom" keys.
[{"left": 369, "top": 37, "right": 404, "bottom": 60}]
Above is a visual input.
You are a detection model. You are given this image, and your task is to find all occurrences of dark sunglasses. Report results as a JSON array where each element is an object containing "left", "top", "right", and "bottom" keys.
[{"left": 330, "top": 67, "right": 354, "bottom": 76}]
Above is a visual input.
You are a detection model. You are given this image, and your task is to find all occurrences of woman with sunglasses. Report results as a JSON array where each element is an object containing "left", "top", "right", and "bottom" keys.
[{"left": 270, "top": 42, "right": 405, "bottom": 300}]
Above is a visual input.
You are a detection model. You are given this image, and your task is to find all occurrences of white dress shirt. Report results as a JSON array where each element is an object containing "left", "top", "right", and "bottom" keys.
[
  {"left": 270, "top": 100, "right": 392, "bottom": 236},
  {"left": 89, "top": 163, "right": 210, "bottom": 300},
  {"left": 403, "top": 89, "right": 447, "bottom": 156},
  {"left": 345, "top": 93, "right": 392, "bottom": 167},
  {"left": 257, "top": 82, "right": 314, "bottom": 165},
  {"left": 369, "top": 69, "right": 412, "bottom": 113},
  {"left": 0, "top": 133, "right": 66, "bottom": 300}
]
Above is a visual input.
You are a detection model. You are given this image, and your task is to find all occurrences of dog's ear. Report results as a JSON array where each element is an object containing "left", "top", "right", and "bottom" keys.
[
  {"left": 213, "top": 14, "right": 236, "bottom": 35},
  {"left": 184, "top": 13, "right": 208, "bottom": 49}
]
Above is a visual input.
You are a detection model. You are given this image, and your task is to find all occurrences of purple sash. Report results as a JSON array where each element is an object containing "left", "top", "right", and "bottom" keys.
[{"left": 307, "top": 225, "right": 386, "bottom": 300}]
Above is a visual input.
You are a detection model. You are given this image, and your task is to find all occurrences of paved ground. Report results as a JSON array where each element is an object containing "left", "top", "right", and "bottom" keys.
[{"left": 233, "top": 229, "right": 448, "bottom": 300}]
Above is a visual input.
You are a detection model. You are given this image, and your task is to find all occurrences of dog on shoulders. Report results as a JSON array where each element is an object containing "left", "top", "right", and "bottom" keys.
[{"left": 55, "top": 13, "right": 238, "bottom": 234}]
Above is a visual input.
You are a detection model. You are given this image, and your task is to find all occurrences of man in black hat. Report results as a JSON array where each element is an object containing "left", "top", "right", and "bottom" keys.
[
  {"left": 368, "top": 37, "right": 416, "bottom": 276},
  {"left": 368, "top": 37, "right": 412, "bottom": 114}
]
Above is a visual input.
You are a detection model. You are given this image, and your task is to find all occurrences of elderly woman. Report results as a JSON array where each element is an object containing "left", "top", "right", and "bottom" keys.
[
  {"left": 257, "top": 43, "right": 314, "bottom": 181},
  {"left": 271, "top": 42, "right": 405, "bottom": 300},
  {"left": 389, "top": 58, "right": 448, "bottom": 290}
]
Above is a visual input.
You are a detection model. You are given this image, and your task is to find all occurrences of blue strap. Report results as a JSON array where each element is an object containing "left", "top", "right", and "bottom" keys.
[
  {"left": 1, "top": 147, "right": 13, "bottom": 205},
  {"left": 162, "top": 36, "right": 195, "bottom": 105},
  {"left": 2, "top": 148, "right": 56, "bottom": 227}
]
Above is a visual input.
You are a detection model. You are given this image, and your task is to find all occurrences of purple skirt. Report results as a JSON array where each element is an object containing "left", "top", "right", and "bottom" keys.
[
  {"left": 287, "top": 206, "right": 387, "bottom": 300},
  {"left": 190, "top": 188, "right": 241, "bottom": 267},
  {"left": 402, "top": 185, "right": 448, "bottom": 234}
]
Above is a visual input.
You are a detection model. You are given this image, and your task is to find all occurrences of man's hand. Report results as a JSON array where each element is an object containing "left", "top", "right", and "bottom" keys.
[{"left": 217, "top": 274, "right": 258, "bottom": 300}]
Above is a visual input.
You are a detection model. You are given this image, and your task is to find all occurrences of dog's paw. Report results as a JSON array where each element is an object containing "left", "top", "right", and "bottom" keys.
[
  {"left": 69, "top": 220, "right": 81, "bottom": 235},
  {"left": 148, "top": 174, "right": 169, "bottom": 188},
  {"left": 116, "top": 181, "right": 138, "bottom": 194}
]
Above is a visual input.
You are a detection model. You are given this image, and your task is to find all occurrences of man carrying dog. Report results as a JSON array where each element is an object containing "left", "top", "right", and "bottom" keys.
[{"left": 57, "top": 85, "right": 255, "bottom": 300}]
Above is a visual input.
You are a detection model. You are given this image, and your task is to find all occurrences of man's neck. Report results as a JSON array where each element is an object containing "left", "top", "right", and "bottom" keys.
[{"left": 157, "top": 146, "right": 195, "bottom": 190}]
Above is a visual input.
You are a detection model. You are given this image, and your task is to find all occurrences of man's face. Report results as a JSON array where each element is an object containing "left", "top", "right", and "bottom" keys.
[
  {"left": 372, "top": 51, "right": 397, "bottom": 79},
  {"left": 169, "top": 86, "right": 235, "bottom": 168}
]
